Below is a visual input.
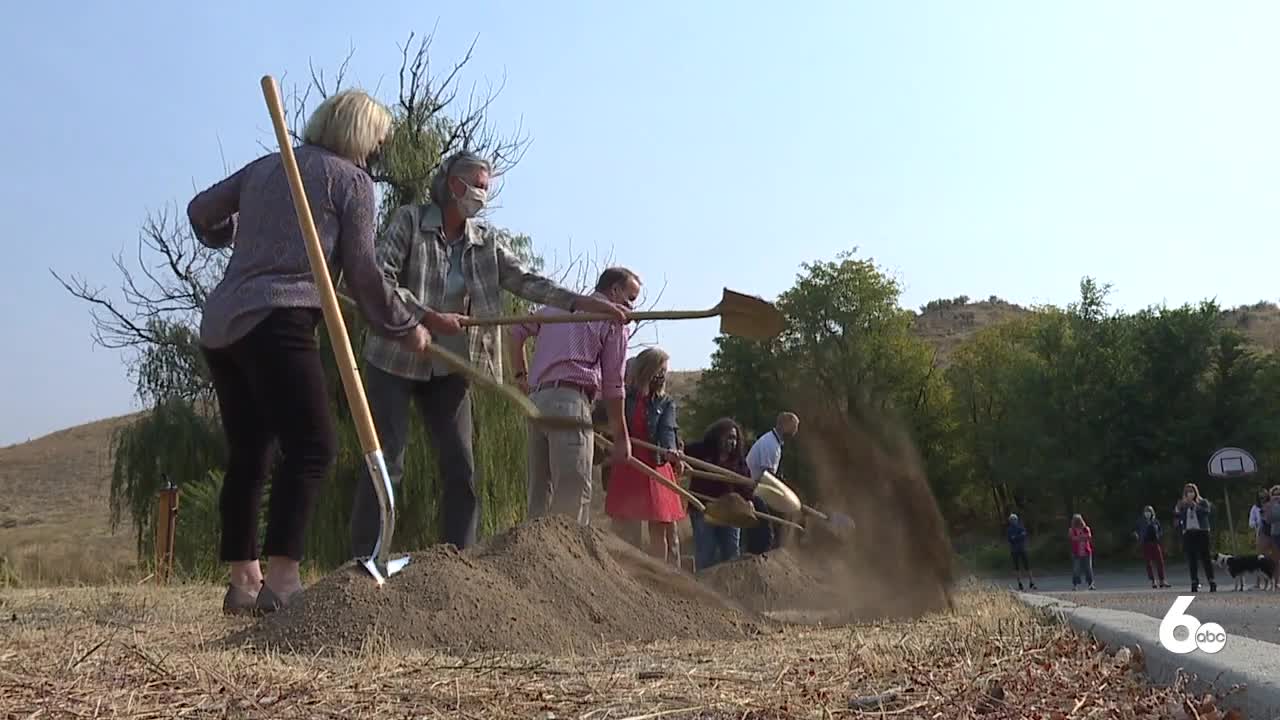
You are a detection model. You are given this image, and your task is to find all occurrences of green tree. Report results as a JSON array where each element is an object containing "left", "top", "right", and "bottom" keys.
[{"left": 55, "top": 32, "right": 542, "bottom": 575}]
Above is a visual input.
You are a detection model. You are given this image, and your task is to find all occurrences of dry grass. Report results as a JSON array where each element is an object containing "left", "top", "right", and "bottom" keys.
[
  {"left": 0, "top": 582, "right": 1222, "bottom": 718},
  {"left": 0, "top": 414, "right": 139, "bottom": 586}
]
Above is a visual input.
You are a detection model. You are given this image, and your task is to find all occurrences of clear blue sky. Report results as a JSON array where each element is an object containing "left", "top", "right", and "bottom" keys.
[{"left": 3, "top": 1, "right": 1279, "bottom": 445}]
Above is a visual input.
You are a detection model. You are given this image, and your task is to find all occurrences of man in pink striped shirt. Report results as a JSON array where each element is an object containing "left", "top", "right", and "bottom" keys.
[{"left": 509, "top": 267, "right": 639, "bottom": 525}]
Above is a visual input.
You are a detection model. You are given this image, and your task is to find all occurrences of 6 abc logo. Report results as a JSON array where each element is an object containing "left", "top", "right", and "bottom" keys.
[{"left": 1158, "top": 596, "right": 1227, "bottom": 655}]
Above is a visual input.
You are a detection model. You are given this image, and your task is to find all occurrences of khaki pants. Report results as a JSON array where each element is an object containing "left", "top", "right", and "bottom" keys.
[{"left": 526, "top": 386, "right": 594, "bottom": 525}]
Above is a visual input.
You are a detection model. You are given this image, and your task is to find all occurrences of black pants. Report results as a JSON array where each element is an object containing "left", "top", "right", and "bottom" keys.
[
  {"left": 352, "top": 364, "right": 477, "bottom": 555},
  {"left": 1183, "top": 529, "right": 1215, "bottom": 585},
  {"left": 203, "top": 309, "right": 336, "bottom": 563},
  {"left": 742, "top": 495, "right": 775, "bottom": 555}
]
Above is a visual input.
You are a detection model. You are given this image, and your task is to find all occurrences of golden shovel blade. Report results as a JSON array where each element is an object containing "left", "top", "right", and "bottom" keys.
[
  {"left": 703, "top": 493, "right": 760, "bottom": 529},
  {"left": 717, "top": 288, "right": 786, "bottom": 342}
]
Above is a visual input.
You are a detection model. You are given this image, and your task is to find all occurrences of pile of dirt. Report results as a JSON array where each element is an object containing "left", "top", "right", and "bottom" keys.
[
  {"left": 234, "top": 516, "right": 768, "bottom": 655},
  {"left": 697, "top": 551, "right": 834, "bottom": 614}
]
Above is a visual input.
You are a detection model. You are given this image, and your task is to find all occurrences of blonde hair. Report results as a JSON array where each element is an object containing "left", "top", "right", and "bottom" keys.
[
  {"left": 627, "top": 347, "right": 670, "bottom": 396},
  {"left": 1071, "top": 513, "right": 1085, "bottom": 528},
  {"left": 302, "top": 89, "right": 392, "bottom": 165}
]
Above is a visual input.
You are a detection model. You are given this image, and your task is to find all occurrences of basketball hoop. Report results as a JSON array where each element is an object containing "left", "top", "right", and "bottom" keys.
[{"left": 1207, "top": 447, "right": 1257, "bottom": 479}]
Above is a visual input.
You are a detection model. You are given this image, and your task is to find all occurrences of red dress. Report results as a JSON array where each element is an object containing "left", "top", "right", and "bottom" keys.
[{"left": 604, "top": 395, "right": 687, "bottom": 523}]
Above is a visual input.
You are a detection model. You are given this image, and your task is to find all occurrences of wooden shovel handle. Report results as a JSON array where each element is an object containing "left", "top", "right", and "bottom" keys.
[
  {"left": 594, "top": 433, "right": 705, "bottom": 512},
  {"left": 461, "top": 308, "right": 718, "bottom": 327},
  {"left": 260, "top": 76, "right": 380, "bottom": 457}
]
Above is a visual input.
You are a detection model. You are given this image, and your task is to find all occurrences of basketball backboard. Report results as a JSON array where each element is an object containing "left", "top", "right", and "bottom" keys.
[{"left": 1207, "top": 447, "right": 1257, "bottom": 478}]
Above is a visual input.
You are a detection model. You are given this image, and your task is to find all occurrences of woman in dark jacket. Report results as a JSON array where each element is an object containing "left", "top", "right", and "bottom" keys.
[
  {"left": 1133, "top": 505, "right": 1169, "bottom": 588},
  {"left": 189, "top": 89, "right": 447, "bottom": 615},
  {"left": 1173, "top": 483, "right": 1215, "bottom": 592},
  {"left": 684, "top": 418, "right": 751, "bottom": 571}
]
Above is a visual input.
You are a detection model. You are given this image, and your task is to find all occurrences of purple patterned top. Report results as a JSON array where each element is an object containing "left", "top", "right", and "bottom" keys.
[{"left": 189, "top": 144, "right": 424, "bottom": 349}]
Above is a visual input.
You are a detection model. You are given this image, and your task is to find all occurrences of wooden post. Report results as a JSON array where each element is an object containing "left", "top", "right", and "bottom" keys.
[
  {"left": 154, "top": 475, "right": 180, "bottom": 584},
  {"left": 1222, "top": 484, "right": 1236, "bottom": 555}
]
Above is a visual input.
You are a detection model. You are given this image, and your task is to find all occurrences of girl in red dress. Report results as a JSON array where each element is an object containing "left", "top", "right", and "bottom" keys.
[{"left": 605, "top": 348, "right": 687, "bottom": 566}]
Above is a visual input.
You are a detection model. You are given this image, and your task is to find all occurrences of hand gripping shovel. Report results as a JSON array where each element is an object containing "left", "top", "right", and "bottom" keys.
[
  {"left": 592, "top": 433, "right": 705, "bottom": 512},
  {"left": 334, "top": 292, "right": 593, "bottom": 432},
  {"left": 458, "top": 288, "right": 786, "bottom": 342},
  {"left": 261, "top": 75, "right": 410, "bottom": 585}
]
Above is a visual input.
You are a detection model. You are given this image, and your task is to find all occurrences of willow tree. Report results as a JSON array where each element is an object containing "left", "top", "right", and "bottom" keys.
[{"left": 54, "top": 30, "right": 548, "bottom": 574}]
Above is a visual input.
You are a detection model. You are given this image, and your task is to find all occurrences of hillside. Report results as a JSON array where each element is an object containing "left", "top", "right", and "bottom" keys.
[{"left": 0, "top": 413, "right": 140, "bottom": 584}]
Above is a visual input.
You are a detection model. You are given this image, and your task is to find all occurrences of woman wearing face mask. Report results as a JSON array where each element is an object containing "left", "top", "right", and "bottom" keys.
[
  {"left": 603, "top": 348, "right": 687, "bottom": 566},
  {"left": 1249, "top": 488, "right": 1272, "bottom": 564},
  {"left": 351, "top": 151, "right": 627, "bottom": 555},
  {"left": 1173, "top": 483, "right": 1216, "bottom": 592},
  {"left": 1132, "top": 505, "right": 1169, "bottom": 589},
  {"left": 684, "top": 417, "right": 752, "bottom": 571},
  {"left": 189, "top": 89, "right": 442, "bottom": 614}
]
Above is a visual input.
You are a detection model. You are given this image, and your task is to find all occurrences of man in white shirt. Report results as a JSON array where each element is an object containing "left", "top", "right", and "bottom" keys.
[{"left": 743, "top": 412, "right": 800, "bottom": 554}]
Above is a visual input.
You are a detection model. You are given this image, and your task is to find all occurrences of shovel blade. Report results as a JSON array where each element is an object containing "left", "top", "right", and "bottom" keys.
[
  {"left": 717, "top": 289, "right": 786, "bottom": 341},
  {"left": 359, "top": 554, "right": 411, "bottom": 586},
  {"left": 703, "top": 494, "right": 760, "bottom": 528}
]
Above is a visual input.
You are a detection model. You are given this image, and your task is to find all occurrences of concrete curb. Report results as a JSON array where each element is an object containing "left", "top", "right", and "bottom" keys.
[{"left": 1015, "top": 592, "right": 1280, "bottom": 719}]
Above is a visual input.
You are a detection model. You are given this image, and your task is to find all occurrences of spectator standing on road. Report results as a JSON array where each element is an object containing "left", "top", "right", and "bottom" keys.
[
  {"left": 1006, "top": 513, "right": 1036, "bottom": 591},
  {"left": 1266, "top": 485, "right": 1280, "bottom": 562},
  {"left": 1249, "top": 488, "right": 1272, "bottom": 588},
  {"left": 1133, "top": 505, "right": 1169, "bottom": 589},
  {"left": 1173, "top": 483, "right": 1216, "bottom": 593},
  {"left": 1068, "top": 513, "right": 1095, "bottom": 591}
]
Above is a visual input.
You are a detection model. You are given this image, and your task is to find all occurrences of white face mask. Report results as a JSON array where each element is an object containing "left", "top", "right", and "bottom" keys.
[{"left": 455, "top": 180, "right": 487, "bottom": 219}]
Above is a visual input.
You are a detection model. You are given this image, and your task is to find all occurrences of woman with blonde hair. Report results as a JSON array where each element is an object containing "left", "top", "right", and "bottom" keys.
[
  {"left": 190, "top": 88, "right": 444, "bottom": 615},
  {"left": 604, "top": 347, "right": 687, "bottom": 565}
]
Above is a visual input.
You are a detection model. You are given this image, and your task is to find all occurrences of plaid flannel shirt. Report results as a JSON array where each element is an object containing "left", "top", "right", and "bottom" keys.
[{"left": 360, "top": 203, "right": 580, "bottom": 382}]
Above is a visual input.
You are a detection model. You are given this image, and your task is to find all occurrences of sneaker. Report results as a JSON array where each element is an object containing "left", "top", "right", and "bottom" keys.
[
  {"left": 1151, "top": 581, "right": 1158, "bottom": 589},
  {"left": 1159, "top": 582, "right": 1170, "bottom": 588},
  {"left": 1191, "top": 583, "right": 1200, "bottom": 592},
  {"left": 1088, "top": 584, "right": 1096, "bottom": 590},
  {"left": 1210, "top": 582, "right": 1217, "bottom": 593}
]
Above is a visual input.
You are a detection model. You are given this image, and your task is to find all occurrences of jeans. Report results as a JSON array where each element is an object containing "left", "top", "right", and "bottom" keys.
[
  {"left": 353, "top": 364, "right": 477, "bottom": 555},
  {"left": 690, "top": 509, "right": 740, "bottom": 571},
  {"left": 203, "top": 308, "right": 336, "bottom": 563},
  {"left": 1071, "top": 554, "right": 1094, "bottom": 586}
]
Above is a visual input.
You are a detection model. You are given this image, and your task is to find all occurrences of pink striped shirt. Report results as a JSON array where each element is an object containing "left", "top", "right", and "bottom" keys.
[{"left": 511, "top": 293, "right": 629, "bottom": 400}]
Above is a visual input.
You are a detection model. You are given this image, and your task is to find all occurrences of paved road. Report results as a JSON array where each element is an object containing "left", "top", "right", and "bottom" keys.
[{"left": 998, "top": 567, "right": 1280, "bottom": 646}]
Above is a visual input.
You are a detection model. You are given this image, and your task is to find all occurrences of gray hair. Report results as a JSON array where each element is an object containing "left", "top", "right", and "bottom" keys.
[{"left": 429, "top": 151, "right": 493, "bottom": 207}]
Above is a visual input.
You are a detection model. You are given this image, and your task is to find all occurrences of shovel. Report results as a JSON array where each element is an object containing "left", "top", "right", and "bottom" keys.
[
  {"left": 691, "top": 491, "right": 806, "bottom": 532},
  {"left": 618, "top": 434, "right": 816, "bottom": 517},
  {"left": 458, "top": 288, "right": 786, "bottom": 342},
  {"left": 261, "top": 75, "right": 408, "bottom": 585},
  {"left": 592, "top": 434, "right": 705, "bottom": 512},
  {"left": 334, "top": 292, "right": 592, "bottom": 432}
]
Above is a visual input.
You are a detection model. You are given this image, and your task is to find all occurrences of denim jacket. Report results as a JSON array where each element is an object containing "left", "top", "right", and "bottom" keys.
[
  {"left": 1135, "top": 517, "right": 1163, "bottom": 543},
  {"left": 1173, "top": 498, "right": 1212, "bottom": 533},
  {"left": 624, "top": 390, "right": 679, "bottom": 453}
]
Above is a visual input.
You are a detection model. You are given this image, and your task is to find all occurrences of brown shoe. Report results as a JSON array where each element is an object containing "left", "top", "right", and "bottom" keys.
[
  {"left": 255, "top": 584, "right": 301, "bottom": 614},
  {"left": 222, "top": 583, "right": 260, "bottom": 615}
]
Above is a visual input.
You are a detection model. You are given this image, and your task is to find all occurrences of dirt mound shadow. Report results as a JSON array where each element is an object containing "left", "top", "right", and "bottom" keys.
[{"left": 230, "top": 516, "right": 769, "bottom": 655}]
